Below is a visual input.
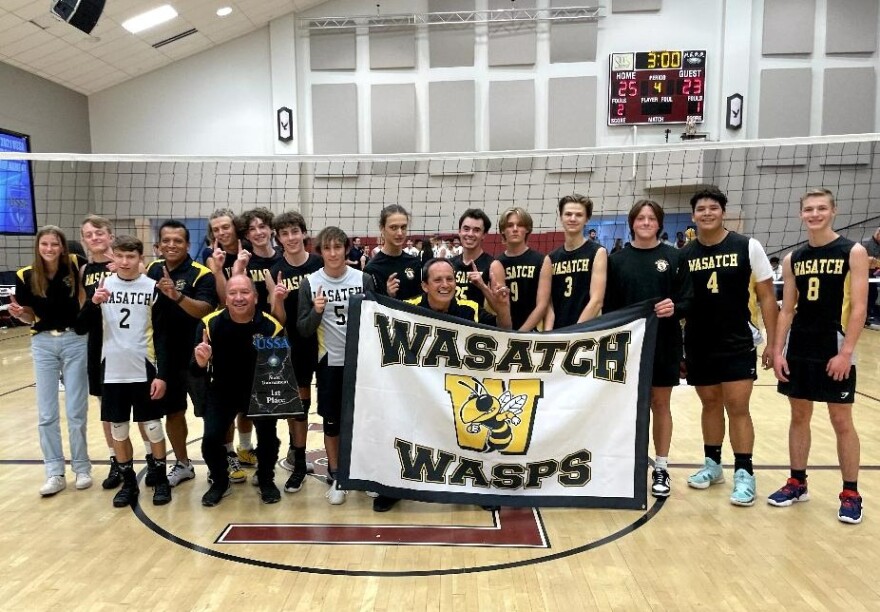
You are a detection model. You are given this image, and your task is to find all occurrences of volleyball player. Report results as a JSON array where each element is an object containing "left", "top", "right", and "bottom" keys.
[
  {"left": 205, "top": 208, "right": 243, "bottom": 302},
  {"left": 449, "top": 208, "right": 506, "bottom": 307},
  {"left": 298, "top": 227, "right": 370, "bottom": 505},
  {"left": 11, "top": 226, "right": 91, "bottom": 496},
  {"left": 79, "top": 215, "right": 123, "bottom": 488},
  {"left": 269, "top": 211, "right": 323, "bottom": 493},
  {"left": 88, "top": 236, "right": 171, "bottom": 507},
  {"left": 364, "top": 204, "right": 422, "bottom": 301},
  {"left": 496, "top": 207, "right": 552, "bottom": 331},
  {"left": 769, "top": 188, "right": 869, "bottom": 524},
  {"left": 545, "top": 194, "right": 607, "bottom": 330},
  {"left": 232, "top": 208, "right": 282, "bottom": 467},
  {"left": 363, "top": 205, "right": 424, "bottom": 512},
  {"left": 147, "top": 220, "right": 217, "bottom": 486},
  {"left": 682, "top": 187, "right": 778, "bottom": 507},
  {"left": 605, "top": 200, "right": 693, "bottom": 497},
  {"left": 194, "top": 275, "right": 286, "bottom": 506}
]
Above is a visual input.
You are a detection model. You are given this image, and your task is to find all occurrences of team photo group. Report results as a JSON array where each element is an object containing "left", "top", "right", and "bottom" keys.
[{"left": 9, "top": 185, "right": 870, "bottom": 524}]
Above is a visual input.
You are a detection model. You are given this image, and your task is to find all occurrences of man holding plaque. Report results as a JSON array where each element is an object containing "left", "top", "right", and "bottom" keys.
[{"left": 193, "top": 275, "right": 290, "bottom": 506}]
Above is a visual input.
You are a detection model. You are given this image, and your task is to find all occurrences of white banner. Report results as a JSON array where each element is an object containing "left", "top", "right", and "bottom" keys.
[{"left": 339, "top": 294, "right": 656, "bottom": 509}]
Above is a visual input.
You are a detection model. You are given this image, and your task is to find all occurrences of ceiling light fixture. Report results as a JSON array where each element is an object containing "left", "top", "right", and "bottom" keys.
[
  {"left": 216, "top": 7, "right": 233, "bottom": 17},
  {"left": 122, "top": 5, "right": 178, "bottom": 34}
]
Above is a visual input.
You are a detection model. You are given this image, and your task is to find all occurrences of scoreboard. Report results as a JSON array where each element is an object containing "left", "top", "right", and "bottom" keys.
[{"left": 608, "top": 50, "right": 706, "bottom": 126}]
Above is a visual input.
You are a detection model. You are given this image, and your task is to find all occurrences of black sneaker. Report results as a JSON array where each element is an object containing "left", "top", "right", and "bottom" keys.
[
  {"left": 259, "top": 481, "right": 281, "bottom": 504},
  {"left": 201, "top": 483, "right": 232, "bottom": 507},
  {"left": 153, "top": 480, "right": 172, "bottom": 506},
  {"left": 113, "top": 482, "right": 139, "bottom": 508},
  {"left": 651, "top": 467, "right": 671, "bottom": 498},
  {"left": 144, "top": 453, "right": 158, "bottom": 487},
  {"left": 102, "top": 457, "right": 122, "bottom": 489},
  {"left": 372, "top": 494, "right": 399, "bottom": 512},
  {"left": 284, "top": 471, "right": 306, "bottom": 493}
]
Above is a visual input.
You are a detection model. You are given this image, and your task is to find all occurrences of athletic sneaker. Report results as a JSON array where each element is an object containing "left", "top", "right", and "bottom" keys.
[
  {"left": 236, "top": 446, "right": 258, "bottom": 466},
  {"left": 372, "top": 495, "right": 399, "bottom": 512},
  {"left": 227, "top": 452, "right": 246, "bottom": 483},
  {"left": 687, "top": 458, "right": 725, "bottom": 489},
  {"left": 730, "top": 469, "right": 756, "bottom": 506},
  {"left": 325, "top": 481, "right": 347, "bottom": 505},
  {"left": 284, "top": 472, "right": 306, "bottom": 493},
  {"left": 259, "top": 480, "right": 281, "bottom": 504},
  {"left": 153, "top": 481, "right": 172, "bottom": 506},
  {"left": 144, "top": 453, "right": 159, "bottom": 487},
  {"left": 838, "top": 490, "right": 863, "bottom": 524},
  {"left": 651, "top": 468, "right": 671, "bottom": 498},
  {"left": 113, "top": 481, "right": 139, "bottom": 508},
  {"left": 39, "top": 475, "right": 66, "bottom": 496},
  {"left": 250, "top": 472, "right": 260, "bottom": 486},
  {"left": 102, "top": 457, "right": 122, "bottom": 489},
  {"left": 167, "top": 462, "right": 195, "bottom": 487},
  {"left": 201, "top": 483, "right": 232, "bottom": 507},
  {"left": 75, "top": 472, "right": 93, "bottom": 490},
  {"left": 279, "top": 448, "right": 316, "bottom": 473},
  {"left": 365, "top": 491, "right": 380, "bottom": 498},
  {"left": 767, "top": 478, "right": 809, "bottom": 507}
]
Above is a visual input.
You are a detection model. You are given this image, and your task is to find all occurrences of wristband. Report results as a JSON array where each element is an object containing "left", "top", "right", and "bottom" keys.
[{"left": 175, "top": 293, "right": 185, "bottom": 304}]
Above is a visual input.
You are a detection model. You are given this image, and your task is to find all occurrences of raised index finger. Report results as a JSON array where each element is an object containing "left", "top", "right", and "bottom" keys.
[{"left": 202, "top": 328, "right": 209, "bottom": 344}]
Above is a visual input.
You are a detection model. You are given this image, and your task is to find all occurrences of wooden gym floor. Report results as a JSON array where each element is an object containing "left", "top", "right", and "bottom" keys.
[{"left": 1, "top": 325, "right": 878, "bottom": 611}]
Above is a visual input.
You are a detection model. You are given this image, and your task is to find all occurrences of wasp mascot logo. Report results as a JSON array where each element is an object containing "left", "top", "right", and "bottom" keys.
[{"left": 445, "top": 375, "right": 543, "bottom": 455}]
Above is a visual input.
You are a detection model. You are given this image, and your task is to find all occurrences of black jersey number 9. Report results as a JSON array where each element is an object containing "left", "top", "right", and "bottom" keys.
[
  {"left": 334, "top": 305, "right": 346, "bottom": 326},
  {"left": 119, "top": 307, "right": 131, "bottom": 329}
]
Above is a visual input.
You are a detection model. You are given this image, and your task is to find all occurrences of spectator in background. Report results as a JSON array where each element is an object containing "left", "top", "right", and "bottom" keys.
[
  {"left": 661, "top": 232, "right": 674, "bottom": 247},
  {"left": 346, "top": 237, "right": 366, "bottom": 270},
  {"left": 862, "top": 227, "right": 880, "bottom": 327},
  {"left": 587, "top": 228, "right": 601, "bottom": 246},
  {"left": 611, "top": 238, "right": 624, "bottom": 254},
  {"left": 770, "top": 256, "right": 784, "bottom": 301},
  {"left": 675, "top": 231, "right": 687, "bottom": 249}
]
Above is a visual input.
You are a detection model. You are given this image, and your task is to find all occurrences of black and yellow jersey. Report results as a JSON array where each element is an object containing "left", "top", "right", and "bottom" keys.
[
  {"left": 497, "top": 248, "right": 546, "bottom": 330},
  {"left": 790, "top": 236, "right": 855, "bottom": 334},
  {"left": 548, "top": 240, "right": 601, "bottom": 328},
  {"left": 681, "top": 231, "right": 773, "bottom": 357}
]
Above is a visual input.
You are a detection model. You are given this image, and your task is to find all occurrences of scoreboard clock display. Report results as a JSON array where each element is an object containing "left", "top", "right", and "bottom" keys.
[{"left": 608, "top": 50, "right": 706, "bottom": 125}]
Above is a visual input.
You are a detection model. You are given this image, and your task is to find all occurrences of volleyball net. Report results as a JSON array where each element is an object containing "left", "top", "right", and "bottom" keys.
[{"left": 1, "top": 134, "right": 879, "bottom": 273}]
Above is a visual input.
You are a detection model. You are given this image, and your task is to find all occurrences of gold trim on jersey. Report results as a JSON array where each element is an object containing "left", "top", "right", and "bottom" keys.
[{"left": 842, "top": 271, "right": 852, "bottom": 329}]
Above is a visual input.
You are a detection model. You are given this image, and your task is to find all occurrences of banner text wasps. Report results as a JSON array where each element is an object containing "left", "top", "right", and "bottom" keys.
[{"left": 374, "top": 313, "right": 631, "bottom": 382}]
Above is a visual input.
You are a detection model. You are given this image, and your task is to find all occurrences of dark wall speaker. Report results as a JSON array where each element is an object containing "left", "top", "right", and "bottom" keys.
[{"left": 51, "top": 0, "right": 106, "bottom": 34}]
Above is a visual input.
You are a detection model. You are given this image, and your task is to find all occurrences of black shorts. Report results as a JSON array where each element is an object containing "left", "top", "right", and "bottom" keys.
[
  {"left": 291, "top": 337, "right": 318, "bottom": 390},
  {"left": 686, "top": 347, "right": 757, "bottom": 386},
  {"left": 101, "top": 363, "right": 164, "bottom": 423},
  {"left": 156, "top": 368, "right": 207, "bottom": 417},
  {"left": 316, "top": 356, "right": 344, "bottom": 424},
  {"left": 778, "top": 358, "right": 857, "bottom": 404},
  {"left": 652, "top": 341, "right": 682, "bottom": 388}
]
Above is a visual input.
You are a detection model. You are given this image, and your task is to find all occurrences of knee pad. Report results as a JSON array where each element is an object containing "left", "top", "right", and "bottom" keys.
[
  {"left": 323, "top": 419, "right": 340, "bottom": 437},
  {"left": 144, "top": 419, "right": 165, "bottom": 443},
  {"left": 110, "top": 421, "right": 130, "bottom": 442}
]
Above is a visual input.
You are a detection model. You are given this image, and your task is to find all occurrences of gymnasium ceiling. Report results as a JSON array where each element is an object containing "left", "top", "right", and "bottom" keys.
[{"left": 0, "top": 0, "right": 328, "bottom": 95}]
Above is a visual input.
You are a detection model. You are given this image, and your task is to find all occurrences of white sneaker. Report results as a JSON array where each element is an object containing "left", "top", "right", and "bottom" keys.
[
  {"left": 75, "top": 472, "right": 93, "bottom": 490},
  {"left": 167, "top": 462, "right": 195, "bottom": 487},
  {"left": 365, "top": 490, "right": 380, "bottom": 498},
  {"left": 325, "top": 481, "right": 347, "bottom": 505},
  {"left": 40, "top": 475, "right": 66, "bottom": 496}
]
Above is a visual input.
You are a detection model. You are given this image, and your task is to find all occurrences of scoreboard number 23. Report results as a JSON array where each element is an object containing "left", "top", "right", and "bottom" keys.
[{"left": 608, "top": 50, "right": 706, "bottom": 126}]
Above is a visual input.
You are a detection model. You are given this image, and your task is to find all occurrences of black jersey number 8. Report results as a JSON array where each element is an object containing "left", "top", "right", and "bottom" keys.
[
  {"left": 119, "top": 307, "right": 131, "bottom": 329},
  {"left": 334, "top": 304, "right": 346, "bottom": 326}
]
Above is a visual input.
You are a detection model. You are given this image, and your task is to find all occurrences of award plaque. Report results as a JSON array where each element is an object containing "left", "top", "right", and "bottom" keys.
[{"left": 248, "top": 340, "right": 303, "bottom": 419}]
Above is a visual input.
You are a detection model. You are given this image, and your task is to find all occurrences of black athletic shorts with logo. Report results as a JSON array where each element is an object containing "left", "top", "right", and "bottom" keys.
[{"left": 778, "top": 329, "right": 856, "bottom": 404}]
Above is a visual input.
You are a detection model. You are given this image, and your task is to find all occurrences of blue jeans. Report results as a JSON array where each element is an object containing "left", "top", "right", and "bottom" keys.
[{"left": 32, "top": 331, "right": 90, "bottom": 477}]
